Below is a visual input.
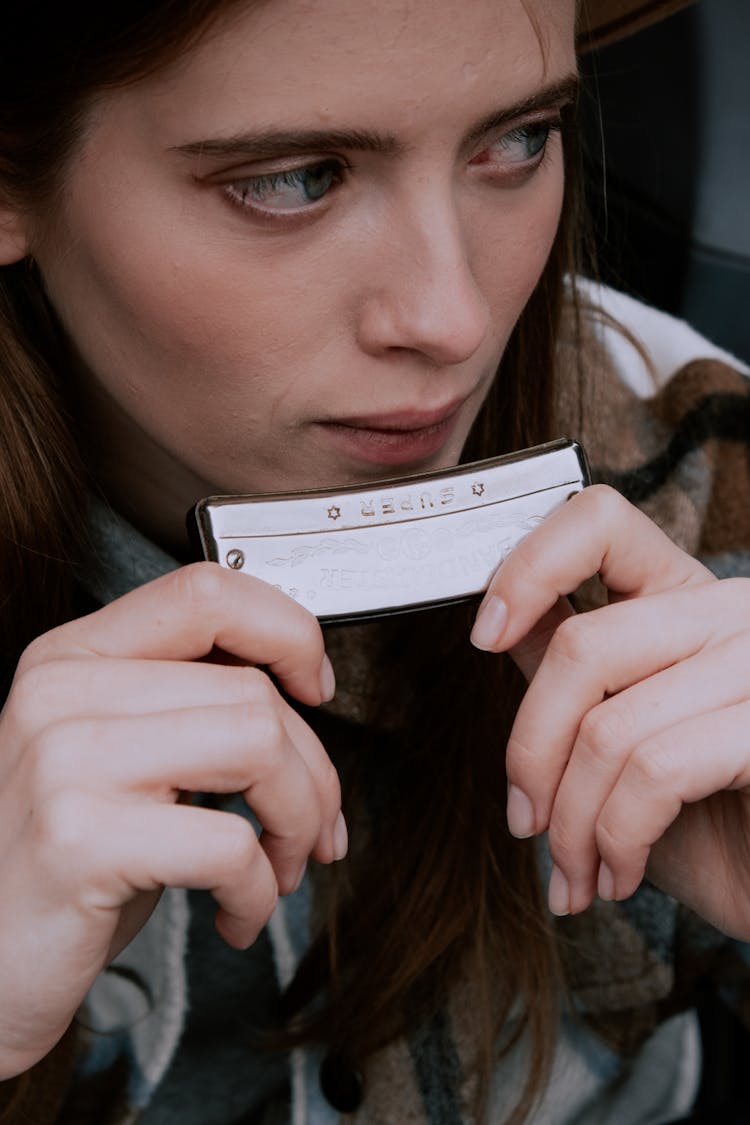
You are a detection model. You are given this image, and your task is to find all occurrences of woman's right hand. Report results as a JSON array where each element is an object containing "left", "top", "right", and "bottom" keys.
[{"left": 0, "top": 563, "right": 345, "bottom": 1078}]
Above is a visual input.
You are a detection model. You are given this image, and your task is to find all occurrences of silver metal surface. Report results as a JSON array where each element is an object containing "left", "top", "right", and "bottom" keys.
[{"left": 192, "top": 438, "right": 589, "bottom": 622}]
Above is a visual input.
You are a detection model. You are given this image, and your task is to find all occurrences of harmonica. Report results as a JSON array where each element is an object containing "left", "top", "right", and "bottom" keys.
[{"left": 191, "top": 438, "right": 589, "bottom": 623}]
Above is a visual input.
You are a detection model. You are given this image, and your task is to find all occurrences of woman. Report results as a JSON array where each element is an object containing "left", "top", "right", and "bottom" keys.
[{"left": 1, "top": 0, "right": 749, "bottom": 1121}]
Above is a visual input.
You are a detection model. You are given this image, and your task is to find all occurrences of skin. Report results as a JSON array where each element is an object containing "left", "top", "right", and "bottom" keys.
[
  {"left": 3, "top": 0, "right": 750, "bottom": 1087},
  {"left": 13, "top": 0, "right": 573, "bottom": 553},
  {"left": 0, "top": 0, "right": 578, "bottom": 1076},
  {"left": 472, "top": 491, "right": 750, "bottom": 938}
]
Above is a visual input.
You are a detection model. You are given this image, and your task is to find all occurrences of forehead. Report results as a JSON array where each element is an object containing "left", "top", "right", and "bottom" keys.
[{"left": 111, "top": 0, "right": 577, "bottom": 141}]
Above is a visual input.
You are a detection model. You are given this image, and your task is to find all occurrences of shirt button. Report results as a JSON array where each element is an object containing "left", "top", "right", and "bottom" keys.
[{"left": 319, "top": 1051, "right": 364, "bottom": 1113}]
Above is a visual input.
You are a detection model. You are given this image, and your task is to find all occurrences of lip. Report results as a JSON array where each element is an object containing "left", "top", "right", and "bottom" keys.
[
  {"left": 316, "top": 398, "right": 468, "bottom": 467},
  {"left": 331, "top": 399, "right": 466, "bottom": 432}
]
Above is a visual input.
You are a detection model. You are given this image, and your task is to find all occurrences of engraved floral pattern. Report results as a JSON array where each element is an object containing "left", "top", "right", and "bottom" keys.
[{"left": 267, "top": 537, "right": 370, "bottom": 568}]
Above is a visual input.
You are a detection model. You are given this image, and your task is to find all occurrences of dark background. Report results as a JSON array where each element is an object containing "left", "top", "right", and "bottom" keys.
[{"left": 581, "top": 0, "right": 750, "bottom": 366}]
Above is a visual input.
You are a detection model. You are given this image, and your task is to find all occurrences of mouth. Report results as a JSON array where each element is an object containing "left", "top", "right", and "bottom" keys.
[{"left": 317, "top": 399, "right": 469, "bottom": 467}]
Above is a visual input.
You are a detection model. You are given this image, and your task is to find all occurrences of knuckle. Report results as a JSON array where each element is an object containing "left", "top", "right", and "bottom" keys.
[
  {"left": 505, "top": 732, "right": 538, "bottom": 781},
  {"left": 579, "top": 483, "right": 623, "bottom": 523},
  {"left": 577, "top": 700, "right": 637, "bottom": 768},
  {"left": 276, "top": 792, "right": 321, "bottom": 849},
  {"left": 271, "top": 604, "right": 324, "bottom": 668},
  {"left": 252, "top": 862, "right": 280, "bottom": 922},
  {"left": 594, "top": 815, "right": 620, "bottom": 855},
  {"left": 594, "top": 815, "right": 646, "bottom": 877},
  {"left": 630, "top": 737, "right": 682, "bottom": 791},
  {"left": 548, "top": 613, "right": 604, "bottom": 669},
  {"left": 25, "top": 715, "right": 103, "bottom": 793},
  {"left": 317, "top": 756, "right": 341, "bottom": 811},
  {"left": 294, "top": 610, "right": 325, "bottom": 657},
  {"left": 172, "top": 561, "right": 227, "bottom": 613},
  {"left": 7, "top": 660, "right": 66, "bottom": 727},
  {"left": 300, "top": 795, "right": 324, "bottom": 845},
  {"left": 24, "top": 727, "right": 65, "bottom": 794},
  {"left": 33, "top": 789, "right": 94, "bottom": 866},
  {"left": 507, "top": 532, "right": 550, "bottom": 587},
  {"left": 267, "top": 820, "right": 315, "bottom": 865},
  {"left": 720, "top": 576, "right": 750, "bottom": 615},
  {"left": 232, "top": 664, "right": 272, "bottom": 704},
  {"left": 547, "top": 818, "right": 579, "bottom": 867},
  {"left": 15, "top": 632, "right": 60, "bottom": 674},
  {"left": 550, "top": 612, "right": 611, "bottom": 670},
  {"left": 219, "top": 816, "right": 258, "bottom": 880},
  {"left": 243, "top": 705, "right": 287, "bottom": 773}
]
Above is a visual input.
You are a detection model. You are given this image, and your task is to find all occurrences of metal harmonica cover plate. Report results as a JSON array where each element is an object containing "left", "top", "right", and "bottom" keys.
[{"left": 192, "top": 438, "right": 589, "bottom": 623}]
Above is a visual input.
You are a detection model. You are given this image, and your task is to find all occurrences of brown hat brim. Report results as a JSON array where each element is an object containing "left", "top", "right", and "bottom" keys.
[{"left": 578, "top": 0, "right": 695, "bottom": 51}]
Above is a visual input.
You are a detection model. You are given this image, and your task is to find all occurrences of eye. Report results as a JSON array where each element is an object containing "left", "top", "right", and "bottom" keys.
[
  {"left": 502, "top": 122, "right": 551, "bottom": 160},
  {"left": 224, "top": 158, "right": 344, "bottom": 215},
  {"left": 471, "top": 120, "right": 558, "bottom": 170}
]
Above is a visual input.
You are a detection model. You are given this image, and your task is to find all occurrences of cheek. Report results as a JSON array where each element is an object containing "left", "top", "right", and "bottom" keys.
[
  {"left": 39, "top": 201, "right": 339, "bottom": 436},
  {"left": 46, "top": 224, "right": 259, "bottom": 377},
  {"left": 472, "top": 159, "right": 566, "bottom": 323},
  {"left": 37, "top": 123, "right": 349, "bottom": 415}
]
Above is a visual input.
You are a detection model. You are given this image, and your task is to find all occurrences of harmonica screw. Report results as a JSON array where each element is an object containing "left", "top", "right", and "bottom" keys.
[{"left": 226, "top": 548, "right": 245, "bottom": 570}]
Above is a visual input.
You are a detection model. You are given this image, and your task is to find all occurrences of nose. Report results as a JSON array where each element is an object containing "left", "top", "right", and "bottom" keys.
[{"left": 356, "top": 192, "right": 491, "bottom": 367}]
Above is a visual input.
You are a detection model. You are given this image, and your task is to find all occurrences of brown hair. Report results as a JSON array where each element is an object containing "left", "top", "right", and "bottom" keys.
[
  {"left": 0, "top": 1, "right": 249, "bottom": 695},
  {"left": 0, "top": 5, "right": 585, "bottom": 1121}
]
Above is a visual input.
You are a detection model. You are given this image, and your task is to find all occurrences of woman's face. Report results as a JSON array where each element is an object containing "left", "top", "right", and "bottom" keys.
[{"left": 23, "top": 0, "right": 576, "bottom": 547}]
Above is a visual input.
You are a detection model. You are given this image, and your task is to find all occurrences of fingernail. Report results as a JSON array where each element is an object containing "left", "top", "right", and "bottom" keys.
[
  {"left": 319, "top": 654, "right": 336, "bottom": 702},
  {"left": 598, "top": 861, "right": 615, "bottom": 901},
  {"left": 332, "top": 811, "right": 348, "bottom": 861},
  {"left": 470, "top": 595, "right": 508, "bottom": 651},
  {"left": 506, "top": 785, "right": 535, "bottom": 838},
  {"left": 548, "top": 865, "right": 570, "bottom": 916}
]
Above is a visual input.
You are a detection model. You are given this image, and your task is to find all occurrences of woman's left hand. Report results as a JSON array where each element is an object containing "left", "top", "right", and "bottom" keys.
[{"left": 470, "top": 484, "right": 750, "bottom": 939}]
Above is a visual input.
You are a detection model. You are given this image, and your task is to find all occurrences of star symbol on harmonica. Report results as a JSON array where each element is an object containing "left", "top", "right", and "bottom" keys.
[
  {"left": 471, "top": 482, "right": 485, "bottom": 497},
  {"left": 327, "top": 506, "right": 342, "bottom": 521}
]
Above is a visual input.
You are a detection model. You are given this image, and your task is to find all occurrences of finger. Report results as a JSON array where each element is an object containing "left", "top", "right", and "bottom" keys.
[
  {"left": 31, "top": 703, "right": 336, "bottom": 893},
  {"left": 594, "top": 701, "right": 750, "bottom": 907},
  {"left": 506, "top": 581, "right": 743, "bottom": 841},
  {"left": 471, "top": 485, "right": 712, "bottom": 653},
  {"left": 29, "top": 792, "right": 278, "bottom": 948},
  {"left": 277, "top": 704, "right": 346, "bottom": 864},
  {"left": 4, "top": 656, "right": 300, "bottom": 742},
  {"left": 507, "top": 596, "right": 575, "bottom": 682},
  {"left": 21, "top": 564, "right": 334, "bottom": 707},
  {"left": 503, "top": 580, "right": 737, "bottom": 828},
  {"left": 507, "top": 589, "right": 750, "bottom": 912},
  {"left": 539, "top": 625, "right": 750, "bottom": 914}
]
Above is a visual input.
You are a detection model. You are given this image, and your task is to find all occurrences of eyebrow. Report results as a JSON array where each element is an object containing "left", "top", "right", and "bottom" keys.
[
  {"left": 172, "top": 73, "right": 580, "bottom": 162},
  {"left": 465, "top": 73, "right": 579, "bottom": 146}
]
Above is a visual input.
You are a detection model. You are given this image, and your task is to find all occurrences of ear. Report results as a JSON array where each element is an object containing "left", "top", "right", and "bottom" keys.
[{"left": 0, "top": 208, "right": 30, "bottom": 265}]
